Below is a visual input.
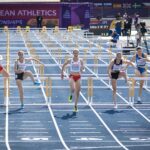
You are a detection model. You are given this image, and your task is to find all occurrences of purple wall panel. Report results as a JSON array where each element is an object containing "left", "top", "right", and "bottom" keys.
[{"left": 71, "top": 3, "right": 90, "bottom": 29}]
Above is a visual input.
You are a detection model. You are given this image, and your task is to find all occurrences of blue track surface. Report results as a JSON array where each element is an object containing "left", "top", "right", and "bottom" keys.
[{"left": 0, "top": 29, "right": 150, "bottom": 150}]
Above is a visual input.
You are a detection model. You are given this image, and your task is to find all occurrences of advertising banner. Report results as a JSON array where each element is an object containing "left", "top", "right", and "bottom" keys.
[
  {"left": 71, "top": 3, "right": 90, "bottom": 29},
  {"left": 0, "top": 3, "right": 60, "bottom": 27},
  {"left": 61, "top": 3, "right": 90, "bottom": 29},
  {"left": 61, "top": 4, "right": 71, "bottom": 28}
]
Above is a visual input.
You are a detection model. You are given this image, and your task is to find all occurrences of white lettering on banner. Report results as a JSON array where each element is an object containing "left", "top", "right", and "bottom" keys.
[
  {"left": 36, "top": 10, "right": 41, "bottom": 16},
  {"left": 0, "top": 10, "right": 57, "bottom": 17},
  {"left": 17, "top": 10, "right": 57, "bottom": 16},
  {"left": 18, "top": 10, "right": 23, "bottom": 16},
  {"left": 0, "top": 10, "right": 15, "bottom": 16},
  {"left": 27, "top": 10, "right": 34, "bottom": 16},
  {"left": 47, "top": 10, "right": 57, "bottom": 16},
  {"left": 0, "top": 20, "right": 23, "bottom": 25}
]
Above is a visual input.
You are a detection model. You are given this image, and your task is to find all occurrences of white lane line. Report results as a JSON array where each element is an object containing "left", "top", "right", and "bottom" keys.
[
  {"left": 17, "top": 135, "right": 52, "bottom": 138},
  {"left": 52, "top": 110, "right": 91, "bottom": 111},
  {"left": 5, "top": 81, "right": 11, "bottom": 149},
  {"left": 70, "top": 136, "right": 105, "bottom": 138},
  {"left": 75, "top": 137, "right": 103, "bottom": 141},
  {"left": 113, "top": 129, "right": 150, "bottom": 132},
  {"left": 70, "top": 145, "right": 122, "bottom": 149},
  {"left": 125, "top": 144, "right": 150, "bottom": 147},
  {"left": 69, "top": 121, "right": 88, "bottom": 122},
  {"left": 77, "top": 33, "right": 150, "bottom": 123},
  {"left": 33, "top": 31, "right": 70, "bottom": 150},
  {"left": 119, "top": 124, "right": 141, "bottom": 127},
  {"left": 49, "top": 32, "right": 128, "bottom": 150},
  {"left": 70, "top": 128, "right": 97, "bottom": 130},
  {"left": 17, "top": 135, "right": 51, "bottom": 138},
  {"left": 22, "top": 121, "right": 41, "bottom": 123},
  {"left": 17, "top": 132, "right": 48, "bottom": 134},
  {"left": 20, "top": 125, "right": 43, "bottom": 127},
  {"left": 19, "top": 128, "right": 47, "bottom": 130},
  {"left": 70, "top": 124, "right": 92, "bottom": 126},
  {"left": 5, "top": 140, "right": 66, "bottom": 142},
  {"left": 89, "top": 69, "right": 150, "bottom": 123},
  {"left": 117, "top": 121, "right": 136, "bottom": 123},
  {"left": 70, "top": 132, "right": 101, "bottom": 134},
  {"left": 21, "top": 137, "right": 49, "bottom": 141}
]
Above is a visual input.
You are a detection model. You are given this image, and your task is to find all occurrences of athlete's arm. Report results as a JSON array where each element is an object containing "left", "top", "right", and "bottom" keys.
[
  {"left": 130, "top": 55, "right": 136, "bottom": 63},
  {"left": 123, "top": 59, "right": 135, "bottom": 67},
  {"left": 61, "top": 59, "right": 70, "bottom": 79},
  {"left": 144, "top": 54, "right": 150, "bottom": 62},
  {"left": 80, "top": 59, "right": 85, "bottom": 73},
  {"left": 26, "top": 57, "right": 44, "bottom": 65},
  {"left": 125, "top": 55, "right": 136, "bottom": 69}
]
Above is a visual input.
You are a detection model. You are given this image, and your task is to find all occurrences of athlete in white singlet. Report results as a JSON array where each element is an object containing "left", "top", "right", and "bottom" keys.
[
  {"left": 61, "top": 49, "right": 84, "bottom": 112},
  {"left": 14, "top": 50, "right": 43, "bottom": 108},
  {"left": 108, "top": 52, "right": 134, "bottom": 109}
]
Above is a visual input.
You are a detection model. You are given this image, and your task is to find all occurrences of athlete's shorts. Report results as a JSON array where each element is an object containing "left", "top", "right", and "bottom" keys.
[
  {"left": 0, "top": 65, "right": 3, "bottom": 72},
  {"left": 69, "top": 74, "right": 81, "bottom": 82},
  {"left": 137, "top": 67, "right": 146, "bottom": 75},
  {"left": 15, "top": 72, "right": 24, "bottom": 80},
  {"left": 111, "top": 71, "right": 120, "bottom": 80}
]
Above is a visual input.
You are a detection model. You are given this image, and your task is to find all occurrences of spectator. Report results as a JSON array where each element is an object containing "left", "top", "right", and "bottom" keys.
[
  {"left": 134, "top": 13, "right": 140, "bottom": 28},
  {"left": 111, "top": 30, "right": 119, "bottom": 43},
  {"left": 36, "top": 16, "right": 43, "bottom": 28}
]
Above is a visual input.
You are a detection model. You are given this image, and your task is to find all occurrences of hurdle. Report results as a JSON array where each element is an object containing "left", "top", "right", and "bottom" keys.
[
  {"left": 94, "top": 55, "right": 98, "bottom": 74},
  {"left": 39, "top": 64, "right": 45, "bottom": 78},
  {"left": 25, "top": 26, "right": 30, "bottom": 32},
  {"left": 53, "top": 26, "right": 59, "bottom": 33},
  {"left": 45, "top": 77, "right": 52, "bottom": 103},
  {"left": 87, "top": 77, "right": 93, "bottom": 104},
  {"left": 128, "top": 78, "right": 135, "bottom": 105},
  {"left": 29, "top": 48, "right": 36, "bottom": 56},
  {"left": 57, "top": 49, "right": 62, "bottom": 64},
  {"left": 41, "top": 26, "right": 47, "bottom": 32},
  {"left": 4, "top": 26, "right": 9, "bottom": 32},
  {"left": 106, "top": 46, "right": 114, "bottom": 61},
  {"left": 68, "top": 26, "right": 73, "bottom": 32},
  {"left": 16, "top": 26, "right": 21, "bottom": 32},
  {"left": 64, "top": 55, "right": 69, "bottom": 74},
  {"left": 83, "top": 48, "right": 88, "bottom": 64},
  {"left": 26, "top": 42, "right": 32, "bottom": 48},
  {"left": 144, "top": 65, "right": 149, "bottom": 88},
  {"left": 4, "top": 30, "right": 10, "bottom": 105},
  {"left": 97, "top": 45, "right": 102, "bottom": 56}
]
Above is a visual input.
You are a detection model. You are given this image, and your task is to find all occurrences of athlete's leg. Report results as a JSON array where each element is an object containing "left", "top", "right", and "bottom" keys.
[
  {"left": 16, "top": 80, "right": 24, "bottom": 108},
  {"left": 23, "top": 71, "right": 35, "bottom": 82},
  {"left": 0, "top": 67, "right": 9, "bottom": 78},
  {"left": 135, "top": 69, "right": 144, "bottom": 103},
  {"left": 111, "top": 79, "right": 117, "bottom": 108},
  {"left": 23, "top": 71, "right": 40, "bottom": 85},
  {"left": 119, "top": 71, "right": 128, "bottom": 83},
  {"left": 68, "top": 78, "right": 75, "bottom": 102},
  {"left": 74, "top": 79, "right": 81, "bottom": 106},
  {"left": 138, "top": 72, "right": 146, "bottom": 98}
]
